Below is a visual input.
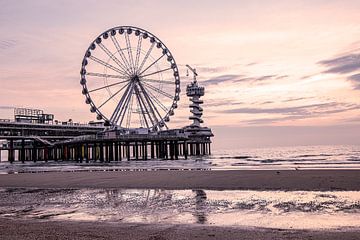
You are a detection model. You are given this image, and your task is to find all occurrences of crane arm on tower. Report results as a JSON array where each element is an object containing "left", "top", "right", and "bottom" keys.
[{"left": 185, "top": 64, "right": 198, "bottom": 82}]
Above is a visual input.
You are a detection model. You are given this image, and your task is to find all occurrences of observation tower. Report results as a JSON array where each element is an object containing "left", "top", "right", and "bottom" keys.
[{"left": 183, "top": 65, "right": 213, "bottom": 154}]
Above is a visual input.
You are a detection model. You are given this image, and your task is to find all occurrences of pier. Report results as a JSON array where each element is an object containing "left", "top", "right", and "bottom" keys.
[{"left": 0, "top": 131, "right": 211, "bottom": 163}]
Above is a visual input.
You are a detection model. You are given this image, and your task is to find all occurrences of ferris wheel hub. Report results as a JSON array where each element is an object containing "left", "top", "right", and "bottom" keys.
[{"left": 131, "top": 75, "right": 140, "bottom": 83}]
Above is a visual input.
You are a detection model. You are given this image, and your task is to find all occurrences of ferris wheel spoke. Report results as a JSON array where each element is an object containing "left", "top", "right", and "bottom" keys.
[
  {"left": 86, "top": 72, "right": 129, "bottom": 80},
  {"left": 125, "top": 92, "right": 134, "bottom": 129},
  {"left": 98, "top": 43, "right": 131, "bottom": 76},
  {"left": 137, "top": 42, "right": 155, "bottom": 74},
  {"left": 119, "top": 85, "right": 135, "bottom": 126},
  {"left": 125, "top": 33, "right": 135, "bottom": 74},
  {"left": 110, "top": 83, "right": 132, "bottom": 123},
  {"left": 134, "top": 85, "right": 151, "bottom": 128},
  {"left": 144, "top": 89, "right": 168, "bottom": 130},
  {"left": 141, "top": 78, "right": 174, "bottom": 85},
  {"left": 134, "top": 98, "right": 144, "bottom": 128},
  {"left": 142, "top": 81, "right": 174, "bottom": 99},
  {"left": 97, "top": 81, "right": 131, "bottom": 109},
  {"left": 89, "top": 79, "right": 130, "bottom": 93},
  {"left": 139, "top": 92, "right": 160, "bottom": 128},
  {"left": 139, "top": 86, "right": 158, "bottom": 127},
  {"left": 141, "top": 84, "right": 169, "bottom": 112},
  {"left": 114, "top": 83, "right": 134, "bottom": 125},
  {"left": 88, "top": 56, "right": 127, "bottom": 76},
  {"left": 140, "top": 67, "right": 172, "bottom": 78},
  {"left": 110, "top": 35, "right": 133, "bottom": 75},
  {"left": 138, "top": 54, "right": 166, "bottom": 76},
  {"left": 134, "top": 36, "right": 143, "bottom": 71},
  {"left": 138, "top": 82, "right": 165, "bottom": 125}
]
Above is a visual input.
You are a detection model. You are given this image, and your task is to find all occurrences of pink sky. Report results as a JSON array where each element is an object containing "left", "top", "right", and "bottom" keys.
[{"left": 0, "top": 0, "right": 359, "bottom": 148}]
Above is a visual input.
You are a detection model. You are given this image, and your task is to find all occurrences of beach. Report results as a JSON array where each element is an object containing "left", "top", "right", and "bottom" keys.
[
  {"left": 0, "top": 169, "right": 360, "bottom": 239},
  {"left": 0, "top": 169, "right": 359, "bottom": 190},
  {"left": 1, "top": 218, "right": 360, "bottom": 240}
]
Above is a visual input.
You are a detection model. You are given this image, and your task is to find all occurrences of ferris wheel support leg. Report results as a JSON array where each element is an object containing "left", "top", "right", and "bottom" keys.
[
  {"left": 184, "top": 142, "right": 188, "bottom": 160},
  {"left": 150, "top": 142, "right": 155, "bottom": 159},
  {"left": 21, "top": 139, "right": 25, "bottom": 163},
  {"left": 159, "top": 141, "right": 162, "bottom": 159},
  {"left": 145, "top": 142, "right": 148, "bottom": 160},
  {"left": 175, "top": 141, "right": 179, "bottom": 160},
  {"left": 119, "top": 143, "right": 122, "bottom": 161},
  {"left": 126, "top": 143, "right": 130, "bottom": 161},
  {"left": 91, "top": 144, "right": 95, "bottom": 161},
  {"left": 85, "top": 144, "right": 89, "bottom": 163},
  {"left": 77, "top": 145, "right": 81, "bottom": 163},
  {"left": 155, "top": 142, "right": 160, "bottom": 159},
  {"left": 32, "top": 141, "right": 37, "bottom": 162},
  {"left": 169, "top": 141, "right": 174, "bottom": 160},
  {"left": 134, "top": 142, "right": 138, "bottom": 160},
  {"left": 140, "top": 142, "right": 143, "bottom": 160},
  {"left": 114, "top": 142, "right": 119, "bottom": 161},
  {"left": 8, "top": 139, "right": 14, "bottom": 163},
  {"left": 100, "top": 142, "right": 104, "bottom": 162},
  {"left": 110, "top": 142, "right": 114, "bottom": 162},
  {"left": 165, "top": 142, "right": 169, "bottom": 160}
]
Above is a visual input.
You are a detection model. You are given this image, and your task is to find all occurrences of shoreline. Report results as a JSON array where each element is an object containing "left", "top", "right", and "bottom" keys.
[
  {"left": 0, "top": 218, "right": 359, "bottom": 240},
  {"left": 0, "top": 169, "right": 359, "bottom": 191}
]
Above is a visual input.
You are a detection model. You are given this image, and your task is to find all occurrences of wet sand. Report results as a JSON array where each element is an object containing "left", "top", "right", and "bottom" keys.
[
  {"left": 1, "top": 170, "right": 360, "bottom": 239},
  {"left": 0, "top": 218, "right": 359, "bottom": 240},
  {"left": 0, "top": 169, "right": 360, "bottom": 190}
]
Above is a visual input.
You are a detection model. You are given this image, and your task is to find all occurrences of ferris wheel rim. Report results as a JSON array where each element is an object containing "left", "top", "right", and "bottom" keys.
[{"left": 80, "top": 26, "right": 180, "bottom": 130}]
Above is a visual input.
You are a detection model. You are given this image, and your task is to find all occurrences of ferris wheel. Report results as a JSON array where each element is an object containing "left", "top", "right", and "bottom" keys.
[{"left": 80, "top": 26, "right": 180, "bottom": 131}]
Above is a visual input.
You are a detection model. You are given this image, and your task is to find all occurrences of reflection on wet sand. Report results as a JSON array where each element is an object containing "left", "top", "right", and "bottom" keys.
[
  {"left": 193, "top": 189, "right": 207, "bottom": 224},
  {"left": 0, "top": 188, "right": 360, "bottom": 229}
]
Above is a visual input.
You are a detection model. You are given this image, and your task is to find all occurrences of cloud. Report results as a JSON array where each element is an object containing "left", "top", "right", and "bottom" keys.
[
  {"left": 245, "top": 115, "right": 308, "bottom": 125},
  {"left": 220, "top": 102, "right": 358, "bottom": 116},
  {"left": 202, "top": 74, "right": 243, "bottom": 85},
  {"left": 204, "top": 99, "right": 244, "bottom": 108},
  {"left": 345, "top": 116, "right": 360, "bottom": 123},
  {"left": 282, "top": 97, "right": 313, "bottom": 103},
  {"left": 243, "top": 104, "right": 359, "bottom": 125},
  {"left": 0, "top": 106, "right": 14, "bottom": 110},
  {"left": 0, "top": 39, "right": 17, "bottom": 50},
  {"left": 202, "top": 74, "right": 287, "bottom": 86},
  {"left": 348, "top": 73, "right": 360, "bottom": 89},
  {"left": 275, "top": 75, "right": 289, "bottom": 80},
  {"left": 317, "top": 51, "right": 360, "bottom": 90},
  {"left": 254, "top": 75, "right": 277, "bottom": 81},
  {"left": 195, "top": 66, "right": 229, "bottom": 74},
  {"left": 259, "top": 101, "right": 273, "bottom": 105},
  {"left": 318, "top": 53, "right": 360, "bottom": 74}
]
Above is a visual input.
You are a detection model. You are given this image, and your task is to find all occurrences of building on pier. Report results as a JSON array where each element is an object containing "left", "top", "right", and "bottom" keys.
[{"left": 183, "top": 65, "right": 214, "bottom": 155}]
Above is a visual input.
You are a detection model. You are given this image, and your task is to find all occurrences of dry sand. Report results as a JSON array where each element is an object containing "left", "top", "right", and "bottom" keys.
[
  {"left": 0, "top": 218, "right": 360, "bottom": 240},
  {"left": 0, "top": 169, "right": 359, "bottom": 190},
  {"left": 1, "top": 170, "right": 360, "bottom": 239}
]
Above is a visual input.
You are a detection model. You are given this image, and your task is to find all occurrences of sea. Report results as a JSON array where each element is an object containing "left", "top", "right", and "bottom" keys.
[{"left": 0, "top": 144, "right": 359, "bottom": 174}]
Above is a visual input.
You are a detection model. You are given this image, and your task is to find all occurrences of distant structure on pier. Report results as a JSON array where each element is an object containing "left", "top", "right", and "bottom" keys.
[
  {"left": 14, "top": 108, "right": 54, "bottom": 124},
  {"left": 183, "top": 65, "right": 213, "bottom": 151}
]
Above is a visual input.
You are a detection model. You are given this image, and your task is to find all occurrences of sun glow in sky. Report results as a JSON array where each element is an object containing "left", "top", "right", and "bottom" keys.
[{"left": 0, "top": 0, "right": 359, "bottom": 148}]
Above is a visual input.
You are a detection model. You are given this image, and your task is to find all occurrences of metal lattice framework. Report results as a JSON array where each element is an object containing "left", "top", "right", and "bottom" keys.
[{"left": 80, "top": 26, "right": 180, "bottom": 131}]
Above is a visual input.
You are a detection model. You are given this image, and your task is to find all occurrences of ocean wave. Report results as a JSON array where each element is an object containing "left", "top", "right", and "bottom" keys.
[
  {"left": 295, "top": 154, "right": 333, "bottom": 158},
  {"left": 219, "top": 156, "right": 254, "bottom": 159}
]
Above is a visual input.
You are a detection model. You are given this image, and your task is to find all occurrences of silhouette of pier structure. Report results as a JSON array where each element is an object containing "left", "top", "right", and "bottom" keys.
[{"left": 0, "top": 26, "right": 213, "bottom": 163}]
